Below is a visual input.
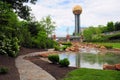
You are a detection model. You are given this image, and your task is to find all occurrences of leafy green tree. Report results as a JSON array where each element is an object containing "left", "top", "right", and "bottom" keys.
[
  {"left": 0, "top": 1, "right": 57, "bottom": 50},
  {"left": 83, "top": 27, "right": 96, "bottom": 41},
  {"left": 40, "top": 16, "right": 56, "bottom": 36},
  {"left": 115, "top": 22, "right": 120, "bottom": 31},
  {"left": 0, "top": 1, "right": 20, "bottom": 57},
  {"left": 21, "top": 16, "right": 57, "bottom": 49},
  {"left": 95, "top": 27, "right": 102, "bottom": 34},
  {"left": 98, "top": 25, "right": 107, "bottom": 33},
  {"left": 83, "top": 26, "right": 109, "bottom": 42},
  {"left": 83, "top": 21, "right": 120, "bottom": 42},
  {"left": 16, "top": 21, "right": 33, "bottom": 47},
  {"left": 107, "top": 21, "right": 115, "bottom": 32},
  {"left": 0, "top": 1, "right": 19, "bottom": 38},
  {"left": 1, "top": 0, "right": 37, "bottom": 20},
  {"left": 32, "top": 30, "right": 47, "bottom": 48},
  {"left": 27, "top": 21, "right": 40, "bottom": 36}
]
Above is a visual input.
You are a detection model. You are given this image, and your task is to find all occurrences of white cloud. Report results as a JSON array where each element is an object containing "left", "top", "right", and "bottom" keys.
[
  {"left": 28, "top": 0, "right": 120, "bottom": 37},
  {"left": 81, "top": 0, "right": 120, "bottom": 26}
]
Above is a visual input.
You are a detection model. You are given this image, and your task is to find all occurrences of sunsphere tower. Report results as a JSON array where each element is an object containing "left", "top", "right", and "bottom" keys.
[{"left": 73, "top": 5, "right": 82, "bottom": 36}]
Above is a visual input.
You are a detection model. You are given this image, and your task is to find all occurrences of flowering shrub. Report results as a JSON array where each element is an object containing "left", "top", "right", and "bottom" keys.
[{"left": 0, "top": 35, "right": 20, "bottom": 57}]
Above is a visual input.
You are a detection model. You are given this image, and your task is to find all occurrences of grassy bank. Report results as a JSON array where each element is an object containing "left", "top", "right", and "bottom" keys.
[
  {"left": 92, "top": 42, "right": 120, "bottom": 49},
  {"left": 63, "top": 68, "right": 120, "bottom": 80}
]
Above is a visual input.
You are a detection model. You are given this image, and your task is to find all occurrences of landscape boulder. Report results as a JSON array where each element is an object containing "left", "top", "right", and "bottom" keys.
[
  {"left": 103, "top": 63, "right": 120, "bottom": 71},
  {"left": 103, "top": 64, "right": 116, "bottom": 70},
  {"left": 115, "top": 64, "right": 120, "bottom": 70}
]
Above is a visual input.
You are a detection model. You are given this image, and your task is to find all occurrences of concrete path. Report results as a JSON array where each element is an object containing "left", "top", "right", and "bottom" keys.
[{"left": 15, "top": 52, "right": 56, "bottom": 80}]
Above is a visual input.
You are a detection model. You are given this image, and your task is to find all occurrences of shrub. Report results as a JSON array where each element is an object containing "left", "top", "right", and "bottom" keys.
[
  {"left": 59, "top": 58, "right": 70, "bottom": 67},
  {"left": 46, "top": 39, "right": 58, "bottom": 49},
  {"left": 48, "top": 54, "right": 60, "bottom": 64},
  {"left": 54, "top": 45, "right": 61, "bottom": 51},
  {"left": 9, "top": 37, "right": 20, "bottom": 57},
  {"left": 104, "top": 45, "right": 113, "bottom": 49},
  {"left": 61, "top": 45, "right": 67, "bottom": 50},
  {"left": 91, "top": 34, "right": 108, "bottom": 42},
  {"left": 108, "top": 32, "right": 120, "bottom": 40},
  {"left": 0, "top": 35, "right": 20, "bottom": 57},
  {"left": 62, "top": 42, "right": 72, "bottom": 46},
  {"left": 0, "top": 66, "right": 9, "bottom": 74},
  {"left": 31, "top": 36, "right": 57, "bottom": 49}
]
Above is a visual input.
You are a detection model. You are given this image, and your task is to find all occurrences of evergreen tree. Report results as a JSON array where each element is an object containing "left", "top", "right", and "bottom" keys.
[
  {"left": 107, "top": 22, "right": 115, "bottom": 32},
  {"left": 115, "top": 22, "right": 120, "bottom": 31}
]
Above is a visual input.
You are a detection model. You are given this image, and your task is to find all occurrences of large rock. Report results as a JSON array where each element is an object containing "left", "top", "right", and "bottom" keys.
[
  {"left": 65, "top": 48, "right": 70, "bottom": 52},
  {"left": 115, "top": 64, "right": 120, "bottom": 70},
  {"left": 103, "top": 64, "right": 116, "bottom": 70},
  {"left": 100, "top": 46, "right": 106, "bottom": 49},
  {"left": 65, "top": 46, "right": 79, "bottom": 52},
  {"left": 103, "top": 63, "right": 120, "bottom": 71}
]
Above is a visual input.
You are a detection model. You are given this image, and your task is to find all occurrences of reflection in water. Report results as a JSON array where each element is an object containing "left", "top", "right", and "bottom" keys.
[
  {"left": 76, "top": 53, "right": 80, "bottom": 68},
  {"left": 59, "top": 52, "right": 120, "bottom": 69},
  {"left": 80, "top": 48, "right": 100, "bottom": 54}
]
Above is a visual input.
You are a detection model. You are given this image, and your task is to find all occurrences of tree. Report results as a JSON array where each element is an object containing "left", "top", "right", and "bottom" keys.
[
  {"left": 32, "top": 30, "right": 47, "bottom": 48},
  {"left": 98, "top": 25, "right": 108, "bottom": 33},
  {"left": 0, "top": 1, "right": 21, "bottom": 57},
  {"left": 1, "top": 0, "right": 37, "bottom": 20},
  {"left": 83, "top": 27, "right": 96, "bottom": 41},
  {"left": 0, "top": 1, "right": 19, "bottom": 38},
  {"left": 107, "top": 21, "right": 115, "bottom": 32},
  {"left": 27, "top": 21, "right": 40, "bottom": 36},
  {"left": 40, "top": 16, "right": 56, "bottom": 36},
  {"left": 21, "top": 17, "right": 56, "bottom": 48},
  {"left": 83, "top": 26, "right": 107, "bottom": 42},
  {"left": 115, "top": 22, "right": 120, "bottom": 31}
]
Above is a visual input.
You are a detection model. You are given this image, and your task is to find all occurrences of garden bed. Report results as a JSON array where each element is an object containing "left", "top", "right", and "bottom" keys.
[
  {"left": 25, "top": 56, "right": 77, "bottom": 80},
  {"left": 0, "top": 47, "right": 45, "bottom": 80},
  {"left": 0, "top": 55, "right": 20, "bottom": 80}
]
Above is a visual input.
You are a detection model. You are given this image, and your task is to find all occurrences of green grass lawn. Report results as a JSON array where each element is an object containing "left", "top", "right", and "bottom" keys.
[
  {"left": 93, "top": 42, "right": 120, "bottom": 49},
  {"left": 63, "top": 68, "right": 120, "bottom": 80}
]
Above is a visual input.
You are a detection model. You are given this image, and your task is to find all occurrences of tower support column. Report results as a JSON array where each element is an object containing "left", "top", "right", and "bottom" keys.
[{"left": 75, "top": 14, "right": 80, "bottom": 35}]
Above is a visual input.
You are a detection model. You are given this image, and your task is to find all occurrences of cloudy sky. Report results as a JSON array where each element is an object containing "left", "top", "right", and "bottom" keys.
[{"left": 28, "top": 0, "right": 120, "bottom": 37}]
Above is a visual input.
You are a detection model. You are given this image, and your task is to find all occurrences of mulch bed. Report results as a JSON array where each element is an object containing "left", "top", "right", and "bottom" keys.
[
  {"left": 0, "top": 55, "right": 19, "bottom": 80},
  {"left": 25, "top": 56, "right": 77, "bottom": 80},
  {"left": 0, "top": 47, "right": 45, "bottom": 80}
]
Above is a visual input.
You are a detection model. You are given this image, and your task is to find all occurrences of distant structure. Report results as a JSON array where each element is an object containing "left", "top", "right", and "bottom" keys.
[
  {"left": 52, "top": 34, "right": 56, "bottom": 41},
  {"left": 73, "top": 5, "right": 82, "bottom": 36},
  {"left": 66, "top": 27, "right": 70, "bottom": 41}
]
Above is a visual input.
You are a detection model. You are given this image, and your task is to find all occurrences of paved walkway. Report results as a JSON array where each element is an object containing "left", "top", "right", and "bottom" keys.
[{"left": 15, "top": 52, "right": 56, "bottom": 80}]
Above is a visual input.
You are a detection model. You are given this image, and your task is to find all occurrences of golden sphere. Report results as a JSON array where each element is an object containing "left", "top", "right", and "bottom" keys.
[{"left": 73, "top": 5, "right": 82, "bottom": 15}]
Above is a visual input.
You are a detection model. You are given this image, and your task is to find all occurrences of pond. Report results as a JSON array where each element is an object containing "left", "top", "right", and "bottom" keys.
[{"left": 59, "top": 52, "right": 120, "bottom": 69}]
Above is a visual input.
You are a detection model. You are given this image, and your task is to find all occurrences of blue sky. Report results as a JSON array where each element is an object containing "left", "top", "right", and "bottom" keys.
[{"left": 28, "top": 0, "right": 120, "bottom": 37}]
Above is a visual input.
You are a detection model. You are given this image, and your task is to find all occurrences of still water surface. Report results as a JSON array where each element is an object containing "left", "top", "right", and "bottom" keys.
[{"left": 59, "top": 52, "right": 120, "bottom": 69}]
